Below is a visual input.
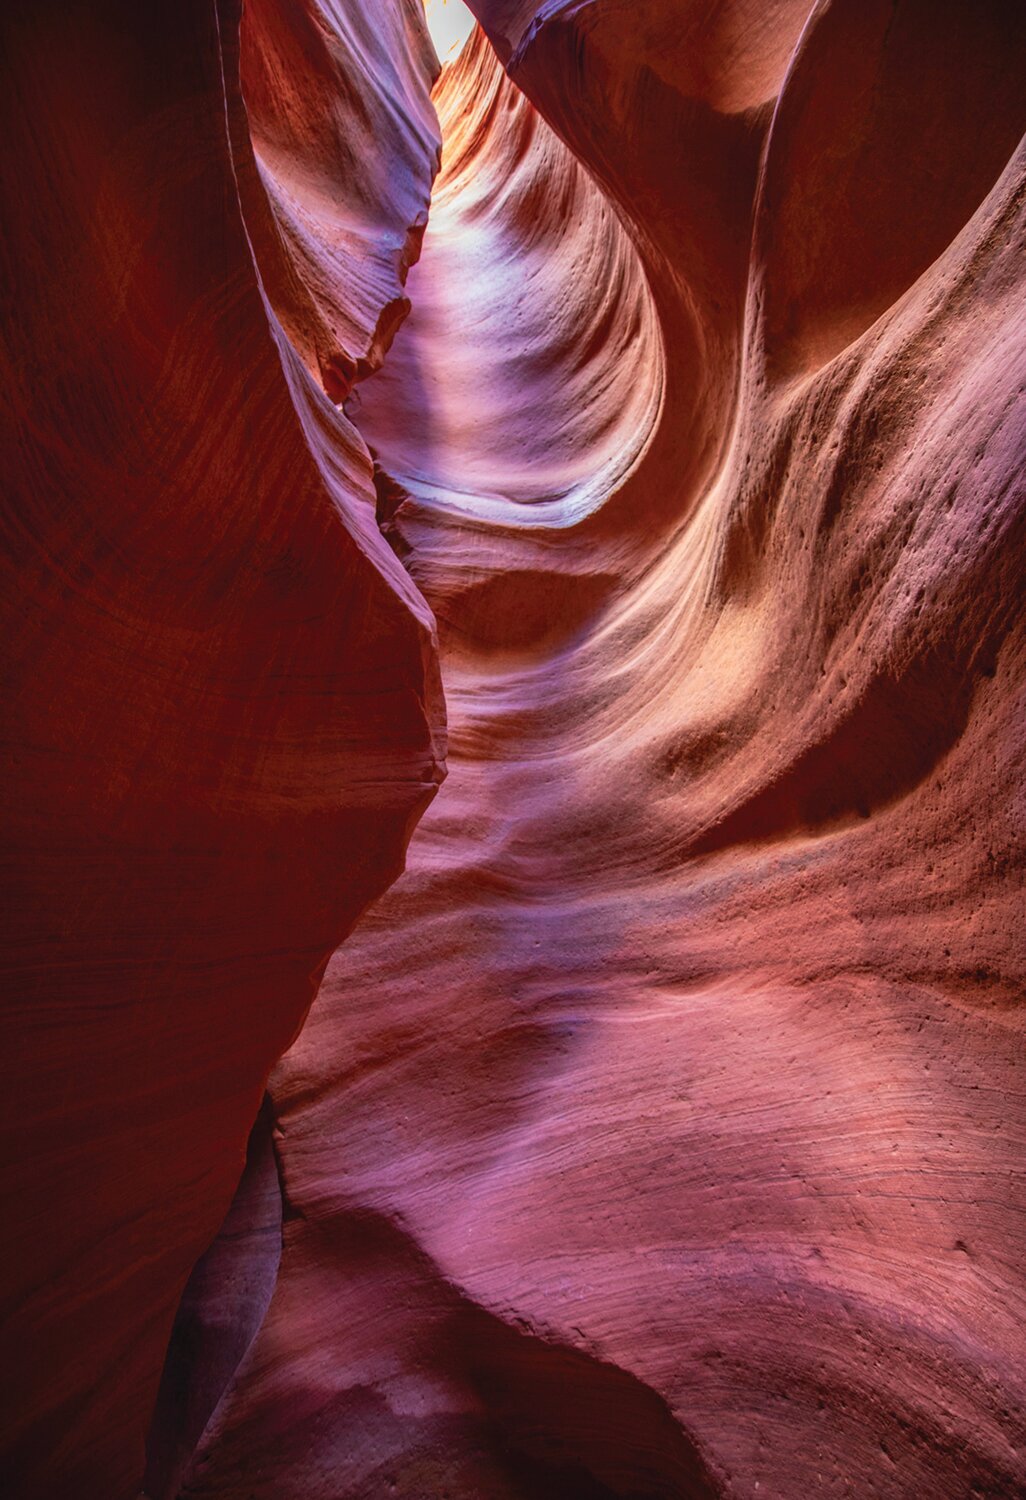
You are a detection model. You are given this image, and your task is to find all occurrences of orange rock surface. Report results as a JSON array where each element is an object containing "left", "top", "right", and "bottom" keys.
[{"left": 4, "top": 1, "right": 1026, "bottom": 1497}]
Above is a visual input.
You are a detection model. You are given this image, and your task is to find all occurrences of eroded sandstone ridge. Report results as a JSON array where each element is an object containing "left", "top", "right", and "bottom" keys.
[{"left": 3, "top": 0, "right": 1026, "bottom": 1497}]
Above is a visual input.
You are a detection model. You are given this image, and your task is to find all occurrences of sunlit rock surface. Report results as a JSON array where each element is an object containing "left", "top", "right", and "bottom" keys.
[
  {"left": 238, "top": 0, "right": 440, "bottom": 398},
  {"left": 4, "top": 1, "right": 1026, "bottom": 1497},
  {"left": 355, "top": 29, "right": 666, "bottom": 646}
]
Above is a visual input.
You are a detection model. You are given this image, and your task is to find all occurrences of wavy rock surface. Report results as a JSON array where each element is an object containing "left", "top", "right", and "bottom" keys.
[
  {"left": 184, "top": 3, "right": 1026, "bottom": 1498},
  {"left": 353, "top": 28, "right": 665, "bottom": 649},
  {"left": 0, "top": 3, "right": 443, "bottom": 1497},
  {"left": 5, "top": 0, "right": 1026, "bottom": 1497},
  {"left": 238, "top": 0, "right": 440, "bottom": 398}
]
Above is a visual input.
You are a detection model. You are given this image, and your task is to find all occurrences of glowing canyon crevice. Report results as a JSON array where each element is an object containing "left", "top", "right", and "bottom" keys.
[{"left": 2, "top": 2, "right": 1025, "bottom": 1498}]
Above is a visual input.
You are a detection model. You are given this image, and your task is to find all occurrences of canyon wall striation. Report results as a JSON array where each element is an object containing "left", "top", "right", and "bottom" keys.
[
  {"left": 1, "top": 2, "right": 443, "bottom": 1496},
  {"left": 3, "top": 1, "right": 1025, "bottom": 1498},
  {"left": 181, "top": 3, "right": 1026, "bottom": 1497}
]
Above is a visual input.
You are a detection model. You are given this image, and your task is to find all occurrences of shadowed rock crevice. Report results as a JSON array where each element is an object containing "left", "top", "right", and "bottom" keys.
[
  {"left": 453, "top": 1309, "right": 720, "bottom": 1499},
  {"left": 181, "top": 1206, "right": 720, "bottom": 1499},
  {"left": 687, "top": 646, "right": 978, "bottom": 855},
  {"left": 143, "top": 1099, "right": 283, "bottom": 1500},
  {"left": 755, "top": 0, "right": 1026, "bottom": 382}
]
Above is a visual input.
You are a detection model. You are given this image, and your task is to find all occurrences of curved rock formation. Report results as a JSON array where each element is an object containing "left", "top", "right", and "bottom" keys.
[
  {"left": 4, "top": 1, "right": 1026, "bottom": 1497},
  {"left": 0, "top": 3, "right": 443, "bottom": 1497},
  {"left": 238, "top": 0, "right": 440, "bottom": 398},
  {"left": 355, "top": 25, "right": 665, "bottom": 639},
  {"left": 179, "top": 3, "right": 1026, "bottom": 1498}
]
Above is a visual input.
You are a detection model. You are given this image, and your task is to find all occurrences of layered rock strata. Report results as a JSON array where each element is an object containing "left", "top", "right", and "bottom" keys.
[
  {"left": 4, "top": 1, "right": 1026, "bottom": 1497},
  {"left": 182, "top": 3, "right": 1026, "bottom": 1497},
  {"left": 0, "top": 3, "right": 443, "bottom": 1497}
]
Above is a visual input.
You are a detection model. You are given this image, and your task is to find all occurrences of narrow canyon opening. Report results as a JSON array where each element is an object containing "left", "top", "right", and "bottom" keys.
[
  {"left": 423, "top": 0, "right": 477, "bottom": 63},
  {"left": 145, "top": 10, "right": 680, "bottom": 1490}
]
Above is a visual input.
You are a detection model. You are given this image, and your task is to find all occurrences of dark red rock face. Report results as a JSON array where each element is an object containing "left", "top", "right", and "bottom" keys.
[
  {"left": 0, "top": 3, "right": 442, "bottom": 1497},
  {"left": 3, "top": 2, "right": 1026, "bottom": 1498}
]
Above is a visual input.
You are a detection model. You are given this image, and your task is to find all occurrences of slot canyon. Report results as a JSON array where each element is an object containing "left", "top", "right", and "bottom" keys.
[{"left": 2, "top": 0, "right": 1025, "bottom": 1496}]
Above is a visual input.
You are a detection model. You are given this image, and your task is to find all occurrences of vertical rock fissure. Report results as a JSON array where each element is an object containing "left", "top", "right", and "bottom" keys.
[{"left": 141, "top": 1099, "right": 282, "bottom": 1500}]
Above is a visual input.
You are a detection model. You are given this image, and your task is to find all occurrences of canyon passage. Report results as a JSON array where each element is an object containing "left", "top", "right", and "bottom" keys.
[{"left": 2, "top": 2, "right": 1026, "bottom": 1498}]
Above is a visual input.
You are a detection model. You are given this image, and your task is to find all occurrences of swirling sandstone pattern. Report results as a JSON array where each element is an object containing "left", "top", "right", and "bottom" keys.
[
  {"left": 182, "top": 2, "right": 1026, "bottom": 1497},
  {"left": 4, "top": 1, "right": 1026, "bottom": 1497},
  {"left": 1, "top": 3, "right": 443, "bottom": 1497},
  {"left": 238, "top": 0, "right": 440, "bottom": 398}
]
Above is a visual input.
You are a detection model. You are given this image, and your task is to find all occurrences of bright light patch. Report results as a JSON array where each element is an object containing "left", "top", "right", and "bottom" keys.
[{"left": 423, "top": 0, "right": 476, "bottom": 62}]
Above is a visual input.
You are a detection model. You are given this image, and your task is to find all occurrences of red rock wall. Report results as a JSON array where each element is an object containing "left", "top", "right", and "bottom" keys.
[
  {"left": 179, "top": 3, "right": 1026, "bottom": 1498},
  {"left": 4, "top": 1, "right": 1026, "bottom": 1497},
  {"left": 0, "top": 3, "right": 443, "bottom": 1497}
]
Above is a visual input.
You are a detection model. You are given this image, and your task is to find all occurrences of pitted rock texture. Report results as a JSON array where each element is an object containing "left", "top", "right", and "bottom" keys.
[
  {"left": 0, "top": 3, "right": 443, "bottom": 1497},
  {"left": 183, "top": 3, "right": 1026, "bottom": 1498}
]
